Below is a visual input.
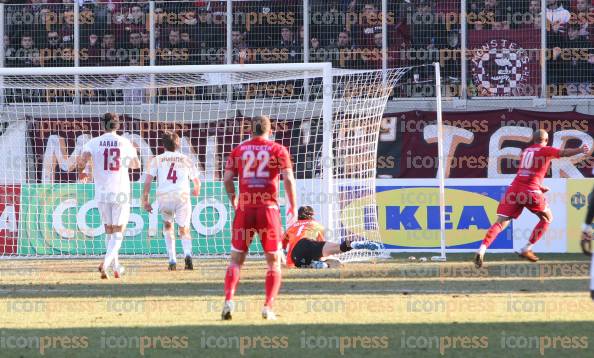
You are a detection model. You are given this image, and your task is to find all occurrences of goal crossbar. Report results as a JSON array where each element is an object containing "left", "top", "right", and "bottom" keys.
[{"left": 0, "top": 63, "right": 333, "bottom": 77}]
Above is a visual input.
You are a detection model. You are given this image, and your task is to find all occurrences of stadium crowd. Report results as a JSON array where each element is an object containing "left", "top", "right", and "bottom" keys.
[{"left": 1, "top": 0, "right": 594, "bottom": 96}]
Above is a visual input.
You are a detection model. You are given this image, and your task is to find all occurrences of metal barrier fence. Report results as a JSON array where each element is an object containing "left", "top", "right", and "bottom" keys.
[{"left": 1, "top": 0, "right": 593, "bottom": 99}]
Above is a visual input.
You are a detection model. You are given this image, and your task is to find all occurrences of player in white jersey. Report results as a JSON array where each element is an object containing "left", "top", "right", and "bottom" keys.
[
  {"left": 142, "top": 131, "right": 200, "bottom": 271},
  {"left": 77, "top": 113, "right": 140, "bottom": 279}
]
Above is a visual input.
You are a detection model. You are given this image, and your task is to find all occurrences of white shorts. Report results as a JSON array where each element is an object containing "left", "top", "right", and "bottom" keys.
[
  {"left": 158, "top": 194, "right": 192, "bottom": 228},
  {"left": 97, "top": 202, "right": 131, "bottom": 226}
]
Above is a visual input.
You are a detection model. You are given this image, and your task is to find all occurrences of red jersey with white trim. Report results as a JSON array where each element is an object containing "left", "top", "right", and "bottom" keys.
[
  {"left": 225, "top": 137, "right": 292, "bottom": 207},
  {"left": 510, "top": 144, "right": 560, "bottom": 190}
]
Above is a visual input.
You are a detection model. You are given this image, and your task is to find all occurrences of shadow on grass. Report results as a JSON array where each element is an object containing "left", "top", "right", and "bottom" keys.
[
  {"left": 0, "top": 276, "right": 590, "bottom": 299},
  {"left": 1, "top": 322, "right": 593, "bottom": 358}
]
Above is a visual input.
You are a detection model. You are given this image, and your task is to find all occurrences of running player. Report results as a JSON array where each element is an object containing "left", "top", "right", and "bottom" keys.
[
  {"left": 142, "top": 131, "right": 200, "bottom": 271},
  {"left": 221, "top": 115, "right": 297, "bottom": 320},
  {"left": 282, "top": 206, "right": 381, "bottom": 268},
  {"left": 78, "top": 113, "right": 140, "bottom": 279},
  {"left": 474, "top": 129, "right": 589, "bottom": 268}
]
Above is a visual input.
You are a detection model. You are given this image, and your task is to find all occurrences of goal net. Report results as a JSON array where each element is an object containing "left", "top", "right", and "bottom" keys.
[{"left": 0, "top": 63, "right": 407, "bottom": 262}]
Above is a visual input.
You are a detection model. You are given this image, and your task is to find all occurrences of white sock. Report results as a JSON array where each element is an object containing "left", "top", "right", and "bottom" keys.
[
  {"left": 523, "top": 243, "right": 534, "bottom": 253},
  {"left": 164, "top": 230, "right": 176, "bottom": 263},
  {"left": 181, "top": 235, "right": 192, "bottom": 257},
  {"left": 105, "top": 234, "right": 120, "bottom": 270},
  {"left": 478, "top": 244, "right": 487, "bottom": 256},
  {"left": 103, "top": 233, "right": 123, "bottom": 270}
]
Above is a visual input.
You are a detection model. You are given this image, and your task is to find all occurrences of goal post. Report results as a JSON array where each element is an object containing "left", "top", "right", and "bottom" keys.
[
  {"left": 432, "top": 62, "right": 447, "bottom": 263},
  {"left": 0, "top": 63, "right": 408, "bottom": 261}
]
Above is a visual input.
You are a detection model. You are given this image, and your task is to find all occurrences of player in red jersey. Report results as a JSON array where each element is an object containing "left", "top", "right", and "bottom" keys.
[
  {"left": 474, "top": 129, "right": 589, "bottom": 268},
  {"left": 221, "top": 115, "right": 297, "bottom": 320}
]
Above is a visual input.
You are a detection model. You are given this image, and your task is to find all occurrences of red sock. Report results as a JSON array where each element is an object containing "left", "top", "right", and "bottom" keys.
[
  {"left": 224, "top": 263, "right": 241, "bottom": 301},
  {"left": 264, "top": 269, "right": 282, "bottom": 308},
  {"left": 482, "top": 222, "right": 504, "bottom": 248},
  {"left": 529, "top": 220, "right": 550, "bottom": 245}
]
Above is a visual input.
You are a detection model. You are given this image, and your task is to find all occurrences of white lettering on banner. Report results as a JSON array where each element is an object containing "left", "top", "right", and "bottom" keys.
[
  {"left": 52, "top": 198, "right": 77, "bottom": 238},
  {"left": 0, "top": 121, "right": 27, "bottom": 185},
  {"left": 379, "top": 117, "right": 397, "bottom": 142},
  {"left": 192, "top": 198, "right": 228, "bottom": 236},
  {"left": 421, "top": 125, "right": 592, "bottom": 178},
  {"left": 0, "top": 205, "right": 17, "bottom": 232},
  {"left": 551, "top": 130, "right": 593, "bottom": 178},
  {"left": 42, "top": 134, "right": 92, "bottom": 183},
  {"left": 424, "top": 124, "right": 474, "bottom": 178},
  {"left": 51, "top": 197, "right": 229, "bottom": 238},
  {"left": 77, "top": 200, "right": 103, "bottom": 237},
  {"left": 126, "top": 199, "right": 144, "bottom": 236},
  {"left": 488, "top": 126, "right": 533, "bottom": 178}
]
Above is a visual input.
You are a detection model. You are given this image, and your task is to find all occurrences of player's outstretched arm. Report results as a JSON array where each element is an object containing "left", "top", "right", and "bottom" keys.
[
  {"left": 77, "top": 151, "right": 92, "bottom": 182},
  {"left": 128, "top": 145, "right": 141, "bottom": 169},
  {"left": 560, "top": 144, "right": 589, "bottom": 157},
  {"left": 282, "top": 167, "right": 297, "bottom": 222},
  {"left": 223, "top": 169, "right": 237, "bottom": 210},
  {"left": 192, "top": 178, "right": 201, "bottom": 197}
]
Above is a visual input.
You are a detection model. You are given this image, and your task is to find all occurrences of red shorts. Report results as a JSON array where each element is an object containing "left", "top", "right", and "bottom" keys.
[
  {"left": 497, "top": 187, "right": 548, "bottom": 219},
  {"left": 231, "top": 206, "right": 282, "bottom": 253}
]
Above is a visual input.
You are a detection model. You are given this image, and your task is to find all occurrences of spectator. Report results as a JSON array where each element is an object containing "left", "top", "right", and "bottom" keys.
[
  {"left": 180, "top": 31, "right": 199, "bottom": 64},
  {"left": 469, "top": 0, "right": 510, "bottom": 30},
  {"left": 410, "top": 1, "right": 442, "bottom": 58},
  {"left": 5, "top": 35, "right": 17, "bottom": 68},
  {"left": 126, "top": 4, "right": 146, "bottom": 34},
  {"left": 409, "top": 0, "right": 445, "bottom": 82},
  {"left": 231, "top": 30, "right": 249, "bottom": 64},
  {"left": 158, "top": 29, "right": 187, "bottom": 65},
  {"left": 520, "top": 0, "right": 542, "bottom": 29},
  {"left": 561, "top": 23, "right": 594, "bottom": 95},
  {"left": 547, "top": 0, "right": 571, "bottom": 82},
  {"left": 279, "top": 27, "right": 300, "bottom": 62},
  {"left": 16, "top": 34, "right": 40, "bottom": 67},
  {"left": 101, "top": 33, "right": 119, "bottom": 66},
  {"left": 309, "top": 36, "right": 323, "bottom": 62},
  {"left": 82, "top": 33, "right": 101, "bottom": 66},
  {"left": 327, "top": 31, "right": 355, "bottom": 68},
  {"left": 442, "top": 30, "right": 461, "bottom": 83},
  {"left": 128, "top": 32, "right": 142, "bottom": 50},
  {"left": 42, "top": 31, "right": 62, "bottom": 67},
  {"left": 80, "top": 3, "right": 97, "bottom": 40},
  {"left": 360, "top": 31, "right": 386, "bottom": 69},
  {"left": 546, "top": 0, "right": 571, "bottom": 34},
  {"left": 141, "top": 32, "right": 149, "bottom": 47},
  {"left": 572, "top": 0, "right": 592, "bottom": 39},
  {"left": 310, "top": 1, "right": 343, "bottom": 47},
  {"left": 167, "top": 29, "right": 181, "bottom": 48},
  {"left": 59, "top": 10, "right": 75, "bottom": 48},
  {"left": 352, "top": 3, "right": 382, "bottom": 47}
]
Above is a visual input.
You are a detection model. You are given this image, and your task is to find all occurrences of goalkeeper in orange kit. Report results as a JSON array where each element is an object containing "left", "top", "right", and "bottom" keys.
[{"left": 282, "top": 206, "right": 380, "bottom": 268}]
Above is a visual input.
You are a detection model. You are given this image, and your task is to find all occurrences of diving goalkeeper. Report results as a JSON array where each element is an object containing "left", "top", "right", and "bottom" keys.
[{"left": 282, "top": 206, "right": 380, "bottom": 268}]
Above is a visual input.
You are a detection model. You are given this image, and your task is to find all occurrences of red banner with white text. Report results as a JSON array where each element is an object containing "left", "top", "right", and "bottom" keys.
[{"left": 378, "top": 110, "right": 594, "bottom": 178}]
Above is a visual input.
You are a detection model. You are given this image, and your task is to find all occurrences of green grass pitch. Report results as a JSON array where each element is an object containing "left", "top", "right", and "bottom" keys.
[{"left": 0, "top": 253, "right": 593, "bottom": 357}]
